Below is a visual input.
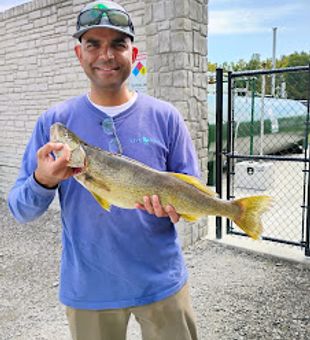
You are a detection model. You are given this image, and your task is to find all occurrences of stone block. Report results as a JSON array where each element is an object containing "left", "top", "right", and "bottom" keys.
[
  {"left": 158, "top": 20, "right": 170, "bottom": 31},
  {"left": 171, "top": 32, "right": 185, "bottom": 52},
  {"left": 144, "top": 5, "right": 152, "bottom": 24},
  {"left": 164, "top": 1, "right": 175, "bottom": 20},
  {"left": 57, "top": 42, "right": 69, "bottom": 52},
  {"left": 159, "top": 72, "right": 173, "bottom": 87},
  {"left": 189, "top": 1, "right": 203, "bottom": 22},
  {"left": 172, "top": 18, "right": 192, "bottom": 32},
  {"left": 158, "top": 30, "right": 170, "bottom": 53},
  {"left": 184, "top": 31, "right": 193, "bottom": 51},
  {"left": 174, "top": 101, "right": 189, "bottom": 116},
  {"left": 174, "top": 52, "right": 190, "bottom": 70},
  {"left": 174, "top": 0, "right": 190, "bottom": 18},
  {"left": 165, "top": 86, "right": 186, "bottom": 102},
  {"left": 133, "top": 15, "right": 143, "bottom": 27},
  {"left": 173, "top": 70, "right": 188, "bottom": 87},
  {"left": 29, "top": 10, "right": 41, "bottom": 20},
  {"left": 44, "top": 45, "right": 56, "bottom": 54},
  {"left": 72, "top": 0, "right": 87, "bottom": 5},
  {"left": 194, "top": 31, "right": 207, "bottom": 55},
  {"left": 153, "top": 2, "right": 165, "bottom": 22},
  {"left": 147, "top": 34, "right": 159, "bottom": 55},
  {"left": 48, "top": 14, "right": 58, "bottom": 24},
  {"left": 57, "top": 5, "right": 72, "bottom": 18}
]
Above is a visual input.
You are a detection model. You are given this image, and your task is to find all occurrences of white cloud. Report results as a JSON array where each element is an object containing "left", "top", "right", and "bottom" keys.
[{"left": 209, "top": 4, "right": 302, "bottom": 35}]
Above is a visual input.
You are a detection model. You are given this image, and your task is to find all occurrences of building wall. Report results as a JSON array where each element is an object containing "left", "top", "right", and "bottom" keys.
[{"left": 0, "top": 0, "right": 208, "bottom": 246}]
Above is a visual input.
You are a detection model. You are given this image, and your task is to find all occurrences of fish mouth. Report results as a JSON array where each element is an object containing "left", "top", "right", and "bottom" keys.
[
  {"left": 72, "top": 155, "right": 88, "bottom": 176},
  {"left": 50, "top": 123, "right": 87, "bottom": 169},
  {"left": 67, "top": 144, "right": 87, "bottom": 170},
  {"left": 50, "top": 123, "right": 61, "bottom": 143}
]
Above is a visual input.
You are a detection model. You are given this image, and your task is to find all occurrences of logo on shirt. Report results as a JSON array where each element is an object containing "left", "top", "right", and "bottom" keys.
[{"left": 130, "top": 136, "right": 159, "bottom": 146}]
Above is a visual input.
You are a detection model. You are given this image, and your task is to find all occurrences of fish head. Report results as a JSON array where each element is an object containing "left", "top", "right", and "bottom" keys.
[{"left": 50, "top": 123, "right": 86, "bottom": 168}]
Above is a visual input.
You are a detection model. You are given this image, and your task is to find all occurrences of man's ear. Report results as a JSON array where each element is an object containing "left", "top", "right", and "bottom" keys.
[
  {"left": 132, "top": 46, "right": 138, "bottom": 63},
  {"left": 74, "top": 44, "right": 82, "bottom": 63}
]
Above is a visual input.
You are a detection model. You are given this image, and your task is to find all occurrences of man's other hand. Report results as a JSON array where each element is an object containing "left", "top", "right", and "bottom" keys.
[{"left": 135, "top": 195, "right": 180, "bottom": 224}]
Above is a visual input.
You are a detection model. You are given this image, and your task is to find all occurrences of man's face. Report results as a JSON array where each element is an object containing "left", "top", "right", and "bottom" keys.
[{"left": 75, "top": 28, "right": 138, "bottom": 93}]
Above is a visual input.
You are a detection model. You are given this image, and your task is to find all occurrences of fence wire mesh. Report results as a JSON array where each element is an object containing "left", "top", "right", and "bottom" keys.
[{"left": 224, "top": 66, "right": 310, "bottom": 252}]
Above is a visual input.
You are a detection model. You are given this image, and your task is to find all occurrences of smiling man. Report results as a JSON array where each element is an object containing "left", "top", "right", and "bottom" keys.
[
  {"left": 75, "top": 28, "right": 138, "bottom": 103},
  {"left": 8, "top": 1, "right": 199, "bottom": 339}
]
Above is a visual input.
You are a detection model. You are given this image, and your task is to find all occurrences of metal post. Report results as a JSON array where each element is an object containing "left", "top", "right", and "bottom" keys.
[
  {"left": 250, "top": 78, "right": 256, "bottom": 155},
  {"left": 260, "top": 74, "right": 266, "bottom": 156},
  {"left": 305, "top": 64, "right": 310, "bottom": 256},
  {"left": 306, "top": 165, "right": 310, "bottom": 256},
  {"left": 226, "top": 71, "right": 233, "bottom": 235},
  {"left": 271, "top": 27, "right": 277, "bottom": 97},
  {"left": 215, "top": 68, "right": 223, "bottom": 239}
]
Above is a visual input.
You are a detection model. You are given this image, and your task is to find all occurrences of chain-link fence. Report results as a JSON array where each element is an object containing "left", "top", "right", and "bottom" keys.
[{"left": 214, "top": 66, "right": 310, "bottom": 256}]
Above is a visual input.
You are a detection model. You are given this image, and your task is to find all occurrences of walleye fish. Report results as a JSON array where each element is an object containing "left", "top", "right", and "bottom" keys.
[{"left": 50, "top": 123, "right": 271, "bottom": 240}]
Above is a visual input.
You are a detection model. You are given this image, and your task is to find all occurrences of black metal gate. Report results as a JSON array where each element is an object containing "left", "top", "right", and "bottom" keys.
[{"left": 215, "top": 65, "right": 310, "bottom": 256}]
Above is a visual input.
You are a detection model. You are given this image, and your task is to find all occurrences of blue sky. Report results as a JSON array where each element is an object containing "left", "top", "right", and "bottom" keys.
[
  {"left": 0, "top": 0, "right": 31, "bottom": 12},
  {"left": 1, "top": 0, "right": 310, "bottom": 64},
  {"left": 208, "top": 0, "right": 310, "bottom": 64}
]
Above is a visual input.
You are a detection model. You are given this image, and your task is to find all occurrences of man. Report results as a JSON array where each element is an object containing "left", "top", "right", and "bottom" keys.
[{"left": 8, "top": 1, "right": 199, "bottom": 339}]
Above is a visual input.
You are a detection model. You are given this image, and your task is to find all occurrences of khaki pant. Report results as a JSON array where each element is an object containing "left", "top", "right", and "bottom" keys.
[{"left": 66, "top": 283, "right": 198, "bottom": 340}]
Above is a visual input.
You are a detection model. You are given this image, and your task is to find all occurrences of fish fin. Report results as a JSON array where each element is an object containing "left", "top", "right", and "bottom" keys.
[
  {"left": 83, "top": 173, "right": 111, "bottom": 192},
  {"left": 169, "top": 173, "right": 216, "bottom": 197},
  {"left": 180, "top": 213, "right": 200, "bottom": 222},
  {"left": 232, "top": 196, "right": 272, "bottom": 240},
  {"left": 90, "top": 191, "right": 111, "bottom": 211}
]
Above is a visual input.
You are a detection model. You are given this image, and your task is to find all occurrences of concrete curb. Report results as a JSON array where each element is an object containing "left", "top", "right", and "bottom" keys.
[{"left": 207, "top": 217, "right": 310, "bottom": 267}]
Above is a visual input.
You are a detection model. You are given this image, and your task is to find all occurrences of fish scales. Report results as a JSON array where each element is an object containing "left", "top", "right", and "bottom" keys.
[
  {"left": 80, "top": 145, "right": 228, "bottom": 216},
  {"left": 80, "top": 146, "right": 205, "bottom": 212}
]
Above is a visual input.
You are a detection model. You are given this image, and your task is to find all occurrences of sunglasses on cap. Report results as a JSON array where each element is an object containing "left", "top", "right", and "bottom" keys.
[{"left": 77, "top": 8, "right": 134, "bottom": 33}]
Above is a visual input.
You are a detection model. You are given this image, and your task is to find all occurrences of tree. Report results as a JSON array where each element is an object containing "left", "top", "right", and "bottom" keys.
[
  {"left": 209, "top": 52, "right": 310, "bottom": 100},
  {"left": 208, "top": 62, "right": 217, "bottom": 73},
  {"left": 281, "top": 52, "right": 310, "bottom": 100}
]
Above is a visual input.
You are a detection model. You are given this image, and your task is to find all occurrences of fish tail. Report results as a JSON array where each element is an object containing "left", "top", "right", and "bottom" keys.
[{"left": 232, "top": 196, "right": 272, "bottom": 240}]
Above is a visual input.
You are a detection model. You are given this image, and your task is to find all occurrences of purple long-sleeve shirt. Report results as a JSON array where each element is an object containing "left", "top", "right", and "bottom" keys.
[{"left": 8, "top": 92, "right": 200, "bottom": 309}]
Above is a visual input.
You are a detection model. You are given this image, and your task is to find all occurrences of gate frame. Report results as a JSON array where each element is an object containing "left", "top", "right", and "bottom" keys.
[{"left": 215, "top": 65, "right": 310, "bottom": 256}]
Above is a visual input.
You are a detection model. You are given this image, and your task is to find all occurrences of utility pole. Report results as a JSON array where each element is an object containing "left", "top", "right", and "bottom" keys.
[{"left": 271, "top": 27, "right": 277, "bottom": 97}]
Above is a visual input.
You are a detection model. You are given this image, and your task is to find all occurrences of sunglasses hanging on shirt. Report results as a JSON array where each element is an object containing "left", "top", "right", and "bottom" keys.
[{"left": 101, "top": 118, "right": 123, "bottom": 154}]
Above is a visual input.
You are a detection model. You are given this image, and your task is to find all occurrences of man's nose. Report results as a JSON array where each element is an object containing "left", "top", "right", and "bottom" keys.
[{"left": 98, "top": 46, "right": 114, "bottom": 60}]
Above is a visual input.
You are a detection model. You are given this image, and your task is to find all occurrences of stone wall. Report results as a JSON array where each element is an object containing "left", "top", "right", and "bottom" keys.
[{"left": 0, "top": 0, "right": 208, "bottom": 246}]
